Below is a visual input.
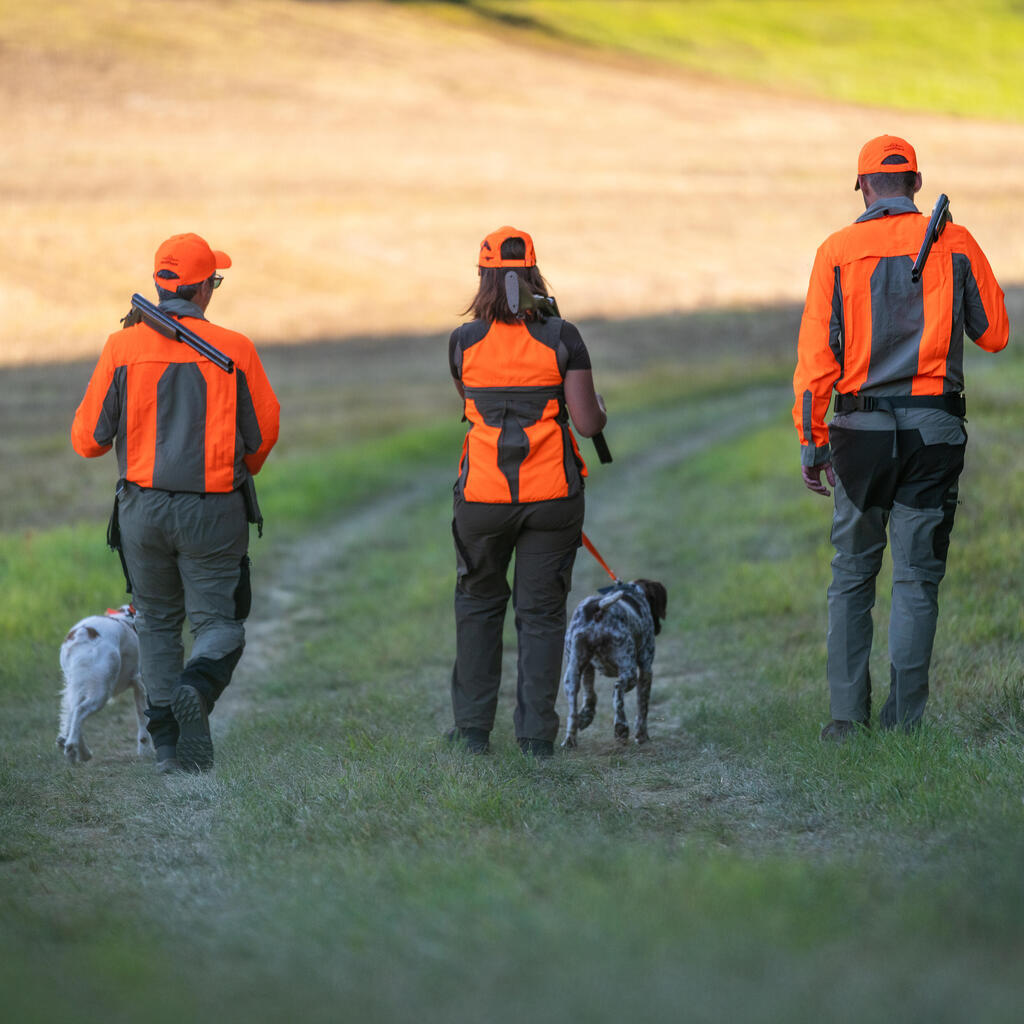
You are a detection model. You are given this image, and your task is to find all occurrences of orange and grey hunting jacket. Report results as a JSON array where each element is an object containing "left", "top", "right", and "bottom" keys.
[
  {"left": 72, "top": 305, "right": 280, "bottom": 492},
  {"left": 450, "top": 317, "right": 589, "bottom": 504},
  {"left": 793, "top": 196, "right": 1009, "bottom": 465}
]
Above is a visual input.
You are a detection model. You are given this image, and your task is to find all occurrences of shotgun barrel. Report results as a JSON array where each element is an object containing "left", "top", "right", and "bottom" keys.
[
  {"left": 911, "top": 194, "right": 951, "bottom": 284},
  {"left": 591, "top": 431, "right": 613, "bottom": 463},
  {"left": 129, "top": 293, "right": 234, "bottom": 374}
]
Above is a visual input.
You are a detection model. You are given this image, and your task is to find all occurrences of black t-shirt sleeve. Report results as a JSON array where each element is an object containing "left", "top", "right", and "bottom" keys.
[
  {"left": 448, "top": 328, "right": 461, "bottom": 380},
  {"left": 560, "top": 319, "right": 592, "bottom": 371}
]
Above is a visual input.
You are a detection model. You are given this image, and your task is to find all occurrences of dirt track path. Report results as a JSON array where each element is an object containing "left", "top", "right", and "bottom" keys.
[
  {"left": 4, "top": 1, "right": 1023, "bottom": 364},
  {"left": 221, "top": 381, "right": 805, "bottom": 853},
  {"left": 230, "top": 383, "right": 790, "bottom": 724}
]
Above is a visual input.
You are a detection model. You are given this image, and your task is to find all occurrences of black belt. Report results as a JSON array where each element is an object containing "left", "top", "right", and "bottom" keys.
[
  {"left": 124, "top": 481, "right": 208, "bottom": 499},
  {"left": 834, "top": 392, "right": 965, "bottom": 417},
  {"left": 462, "top": 386, "right": 564, "bottom": 400}
]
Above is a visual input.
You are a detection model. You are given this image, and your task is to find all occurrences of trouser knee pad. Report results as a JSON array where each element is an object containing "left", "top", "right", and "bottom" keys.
[{"left": 178, "top": 645, "right": 244, "bottom": 711}]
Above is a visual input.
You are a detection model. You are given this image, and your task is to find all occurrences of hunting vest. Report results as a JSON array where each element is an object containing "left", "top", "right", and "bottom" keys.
[
  {"left": 452, "top": 318, "right": 587, "bottom": 504},
  {"left": 793, "top": 198, "right": 1008, "bottom": 457},
  {"left": 72, "top": 316, "right": 280, "bottom": 493}
]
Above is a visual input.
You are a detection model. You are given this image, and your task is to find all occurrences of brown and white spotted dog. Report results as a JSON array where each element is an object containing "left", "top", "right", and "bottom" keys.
[
  {"left": 57, "top": 604, "right": 148, "bottom": 763},
  {"left": 561, "top": 579, "right": 667, "bottom": 748}
]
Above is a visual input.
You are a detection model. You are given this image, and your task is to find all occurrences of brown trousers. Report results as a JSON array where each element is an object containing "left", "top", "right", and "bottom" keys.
[{"left": 451, "top": 493, "right": 584, "bottom": 742}]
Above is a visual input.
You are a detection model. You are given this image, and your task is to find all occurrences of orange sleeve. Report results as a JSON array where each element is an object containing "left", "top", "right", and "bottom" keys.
[
  {"left": 238, "top": 346, "right": 280, "bottom": 476},
  {"left": 793, "top": 241, "right": 842, "bottom": 463},
  {"left": 70, "top": 337, "right": 119, "bottom": 459},
  {"left": 961, "top": 228, "right": 1009, "bottom": 354}
]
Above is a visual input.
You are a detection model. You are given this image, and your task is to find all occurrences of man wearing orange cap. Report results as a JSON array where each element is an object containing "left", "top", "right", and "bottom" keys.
[
  {"left": 72, "top": 233, "right": 280, "bottom": 772},
  {"left": 793, "top": 136, "right": 1009, "bottom": 741}
]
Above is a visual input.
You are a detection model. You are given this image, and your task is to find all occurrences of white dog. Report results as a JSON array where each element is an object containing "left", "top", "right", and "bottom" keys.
[{"left": 57, "top": 604, "right": 149, "bottom": 763}]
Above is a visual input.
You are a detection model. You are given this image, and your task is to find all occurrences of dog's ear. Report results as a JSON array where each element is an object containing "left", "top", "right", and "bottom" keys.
[{"left": 638, "top": 580, "right": 667, "bottom": 635}]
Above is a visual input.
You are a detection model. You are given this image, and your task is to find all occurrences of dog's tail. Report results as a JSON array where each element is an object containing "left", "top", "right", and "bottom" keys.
[
  {"left": 64, "top": 625, "right": 100, "bottom": 647},
  {"left": 581, "top": 591, "right": 625, "bottom": 626}
]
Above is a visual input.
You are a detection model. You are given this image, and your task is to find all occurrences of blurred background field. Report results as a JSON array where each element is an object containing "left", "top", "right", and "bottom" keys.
[
  {"left": 463, "top": 0, "right": 1024, "bottom": 119},
  {"left": 2, "top": 0, "right": 1023, "bottom": 363}
]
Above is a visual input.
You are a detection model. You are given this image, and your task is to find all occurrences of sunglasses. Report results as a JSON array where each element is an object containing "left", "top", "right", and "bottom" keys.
[{"left": 212, "top": 274, "right": 224, "bottom": 289}]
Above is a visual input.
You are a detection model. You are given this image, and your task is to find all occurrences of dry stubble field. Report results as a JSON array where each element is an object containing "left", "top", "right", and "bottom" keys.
[{"left": 2, "top": 0, "right": 1023, "bottom": 365}]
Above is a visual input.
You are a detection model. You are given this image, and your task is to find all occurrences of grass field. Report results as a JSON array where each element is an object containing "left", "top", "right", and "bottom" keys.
[
  {"left": 3, "top": 2, "right": 1024, "bottom": 1020},
  {"left": 458, "top": 0, "right": 1024, "bottom": 120},
  {"left": 2, "top": 296, "right": 1023, "bottom": 1022}
]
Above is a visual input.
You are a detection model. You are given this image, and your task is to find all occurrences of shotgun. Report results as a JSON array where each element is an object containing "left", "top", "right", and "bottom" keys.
[
  {"left": 506, "top": 272, "right": 613, "bottom": 463},
  {"left": 128, "top": 293, "right": 234, "bottom": 373},
  {"left": 911, "top": 194, "right": 951, "bottom": 284}
]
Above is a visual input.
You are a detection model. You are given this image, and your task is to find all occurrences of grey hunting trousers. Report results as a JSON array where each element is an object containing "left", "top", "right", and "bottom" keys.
[
  {"left": 118, "top": 485, "right": 250, "bottom": 732},
  {"left": 827, "top": 409, "right": 967, "bottom": 729},
  {"left": 451, "top": 494, "right": 583, "bottom": 743}
]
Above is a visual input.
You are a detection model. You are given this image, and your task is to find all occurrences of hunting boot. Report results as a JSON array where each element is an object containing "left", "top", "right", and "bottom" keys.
[
  {"left": 445, "top": 726, "right": 490, "bottom": 754},
  {"left": 155, "top": 745, "right": 184, "bottom": 774},
  {"left": 172, "top": 684, "right": 214, "bottom": 771},
  {"left": 518, "top": 737, "right": 554, "bottom": 758},
  {"left": 820, "top": 719, "right": 870, "bottom": 744}
]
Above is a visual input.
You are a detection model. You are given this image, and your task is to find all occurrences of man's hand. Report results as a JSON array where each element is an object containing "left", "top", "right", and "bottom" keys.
[{"left": 801, "top": 461, "right": 836, "bottom": 497}]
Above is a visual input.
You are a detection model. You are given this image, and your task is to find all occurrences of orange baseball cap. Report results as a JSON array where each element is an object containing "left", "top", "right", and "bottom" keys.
[
  {"left": 153, "top": 233, "right": 231, "bottom": 290},
  {"left": 478, "top": 226, "right": 536, "bottom": 268},
  {"left": 854, "top": 135, "right": 918, "bottom": 190}
]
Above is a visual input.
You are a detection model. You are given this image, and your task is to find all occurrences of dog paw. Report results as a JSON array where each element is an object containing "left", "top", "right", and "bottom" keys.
[
  {"left": 63, "top": 743, "right": 92, "bottom": 764},
  {"left": 634, "top": 731, "right": 649, "bottom": 745},
  {"left": 561, "top": 734, "right": 577, "bottom": 749},
  {"left": 578, "top": 709, "right": 595, "bottom": 730},
  {"left": 56, "top": 735, "right": 66, "bottom": 750}
]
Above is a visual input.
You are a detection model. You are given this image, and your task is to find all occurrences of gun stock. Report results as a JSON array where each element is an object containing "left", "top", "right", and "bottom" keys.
[{"left": 129, "top": 293, "right": 234, "bottom": 374}]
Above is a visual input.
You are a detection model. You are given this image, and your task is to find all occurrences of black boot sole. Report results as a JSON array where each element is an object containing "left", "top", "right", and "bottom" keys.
[{"left": 173, "top": 685, "right": 214, "bottom": 772}]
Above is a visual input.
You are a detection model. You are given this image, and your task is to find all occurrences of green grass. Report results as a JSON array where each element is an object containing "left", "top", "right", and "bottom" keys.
[
  {"left": 7, "top": 0, "right": 1024, "bottom": 122},
  {"left": 451, "top": 0, "right": 1024, "bottom": 121},
  {"left": 2, "top": 305, "right": 1023, "bottom": 1021}
]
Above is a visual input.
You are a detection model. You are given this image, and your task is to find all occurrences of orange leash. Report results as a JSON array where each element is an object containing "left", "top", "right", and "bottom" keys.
[{"left": 581, "top": 531, "right": 618, "bottom": 582}]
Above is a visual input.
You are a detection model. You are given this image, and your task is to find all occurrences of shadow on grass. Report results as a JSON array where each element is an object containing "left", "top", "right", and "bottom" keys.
[{"left": 0, "top": 301, "right": 808, "bottom": 534}]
